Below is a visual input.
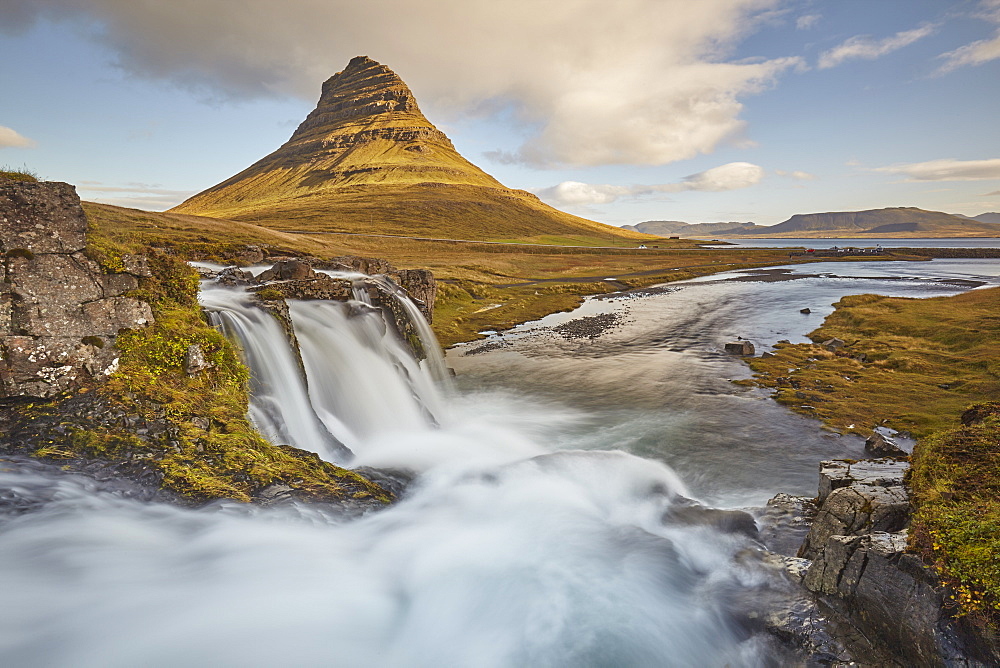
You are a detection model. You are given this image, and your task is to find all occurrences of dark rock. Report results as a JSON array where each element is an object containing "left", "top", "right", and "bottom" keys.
[
  {"left": 761, "top": 351, "right": 775, "bottom": 358},
  {"left": 725, "top": 340, "right": 755, "bottom": 355},
  {"left": 756, "top": 493, "right": 818, "bottom": 557},
  {"left": 256, "top": 259, "right": 316, "bottom": 282},
  {"left": 216, "top": 266, "right": 253, "bottom": 285},
  {"left": 800, "top": 308, "right": 811, "bottom": 314},
  {"left": 662, "top": 502, "right": 759, "bottom": 539},
  {"left": 0, "top": 180, "right": 87, "bottom": 253},
  {"left": 252, "top": 274, "right": 353, "bottom": 301},
  {"left": 865, "top": 428, "right": 908, "bottom": 458},
  {"left": 1, "top": 181, "right": 153, "bottom": 398}
]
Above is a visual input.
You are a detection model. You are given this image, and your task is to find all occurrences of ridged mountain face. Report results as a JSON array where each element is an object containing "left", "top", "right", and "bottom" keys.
[
  {"left": 172, "top": 56, "right": 642, "bottom": 243},
  {"left": 173, "top": 56, "right": 504, "bottom": 216}
]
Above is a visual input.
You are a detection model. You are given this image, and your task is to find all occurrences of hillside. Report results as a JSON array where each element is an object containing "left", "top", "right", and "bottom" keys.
[
  {"left": 972, "top": 212, "right": 1000, "bottom": 224},
  {"left": 623, "top": 220, "right": 761, "bottom": 236},
  {"left": 739, "top": 207, "right": 1000, "bottom": 238},
  {"left": 171, "top": 56, "right": 646, "bottom": 246}
]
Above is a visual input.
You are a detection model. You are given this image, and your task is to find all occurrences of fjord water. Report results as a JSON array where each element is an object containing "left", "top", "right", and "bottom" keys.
[{"left": 1, "top": 258, "right": 998, "bottom": 666}]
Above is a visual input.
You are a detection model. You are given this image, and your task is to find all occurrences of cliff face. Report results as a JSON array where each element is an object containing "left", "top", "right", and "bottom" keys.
[
  {"left": 1, "top": 180, "right": 153, "bottom": 398},
  {"left": 171, "top": 56, "right": 646, "bottom": 243}
]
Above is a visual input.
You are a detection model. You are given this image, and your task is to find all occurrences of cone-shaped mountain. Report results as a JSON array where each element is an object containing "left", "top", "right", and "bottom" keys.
[{"left": 172, "top": 56, "right": 644, "bottom": 243}]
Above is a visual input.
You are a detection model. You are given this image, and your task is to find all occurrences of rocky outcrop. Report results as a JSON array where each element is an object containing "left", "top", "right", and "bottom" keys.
[
  {"left": 1, "top": 180, "right": 153, "bottom": 398},
  {"left": 724, "top": 340, "right": 755, "bottom": 355},
  {"left": 792, "top": 457, "right": 998, "bottom": 666}
]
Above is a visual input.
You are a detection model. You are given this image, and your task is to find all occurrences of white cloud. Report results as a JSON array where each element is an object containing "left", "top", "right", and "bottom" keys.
[
  {"left": 871, "top": 158, "right": 1000, "bottom": 181},
  {"left": 936, "top": 0, "right": 1000, "bottom": 73},
  {"left": 0, "top": 125, "right": 36, "bottom": 148},
  {"left": 537, "top": 162, "right": 765, "bottom": 206},
  {"left": 0, "top": 0, "right": 796, "bottom": 168},
  {"left": 985, "top": 189, "right": 1000, "bottom": 196},
  {"left": 774, "top": 169, "right": 815, "bottom": 180},
  {"left": 818, "top": 25, "right": 935, "bottom": 69},
  {"left": 76, "top": 182, "right": 194, "bottom": 210},
  {"left": 796, "top": 14, "right": 820, "bottom": 30}
]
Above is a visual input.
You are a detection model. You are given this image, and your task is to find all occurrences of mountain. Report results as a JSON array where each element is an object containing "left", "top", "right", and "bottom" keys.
[
  {"left": 622, "top": 220, "right": 761, "bottom": 236},
  {"left": 172, "top": 56, "right": 645, "bottom": 245},
  {"left": 972, "top": 212, "right": 1000, "bottom": 224},
  {"left": 733, "top": 207, "right": 1000, "bottom": 238}
]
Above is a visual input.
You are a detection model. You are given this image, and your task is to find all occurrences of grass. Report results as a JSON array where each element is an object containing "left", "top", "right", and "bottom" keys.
[
  {"left": 746, "top": 287, "right": 1000, "bottom": 437},
  {"left": 20, "top": 216, "right": 393, "bottom": 504},
  {"left": 0, "top": 166, "right": 38, "bottom": 182},
  {"left": 909, "top": 402, "right": 1000, "bottom": 621},
  {"left": 745, "top": 288, "right": 1000, "bottom": 622},
  {"left": 83, "top": 201, "right": 826, "bottom": 346}
]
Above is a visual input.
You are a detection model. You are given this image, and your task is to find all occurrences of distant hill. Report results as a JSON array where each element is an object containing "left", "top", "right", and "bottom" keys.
[
  {"left": 623, "top": 220, "right": 760, "bottom": 236},
  {"left": 972, "top": 212, "right": 1000, "bottom": 224},
  {"left": 171, "top": 56, "right": 646, "bottom": 245},
  {"left": 733, "top": 207, "right": 1000, "bottom": 238}
]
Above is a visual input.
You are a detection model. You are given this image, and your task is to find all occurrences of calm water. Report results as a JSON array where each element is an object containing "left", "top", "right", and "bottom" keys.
[{"left": 697, "top": 237, "right": 1000, "bottom": 248}]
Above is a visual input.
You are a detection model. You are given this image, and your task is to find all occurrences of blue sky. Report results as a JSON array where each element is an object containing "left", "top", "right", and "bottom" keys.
[{"left": 1, "top": 0, "right": 999, "bottom": 226}]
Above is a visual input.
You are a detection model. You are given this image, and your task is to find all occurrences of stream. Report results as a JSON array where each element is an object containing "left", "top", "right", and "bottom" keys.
[{"left": 0, "top": 258, "right": 998, "bottom": 666}]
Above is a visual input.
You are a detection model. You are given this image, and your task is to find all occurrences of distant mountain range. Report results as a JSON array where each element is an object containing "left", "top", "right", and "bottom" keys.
[{"left": 626, "top": 207, "right": 1000, "bottom": 238}]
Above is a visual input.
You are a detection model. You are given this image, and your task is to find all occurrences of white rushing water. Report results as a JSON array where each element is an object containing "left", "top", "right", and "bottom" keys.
[
  {"left": 3, "top": 258, "right": 997, "bottom": 666},
  {"left": 0, "top": 272, "right": 803, "bottom": 667}
]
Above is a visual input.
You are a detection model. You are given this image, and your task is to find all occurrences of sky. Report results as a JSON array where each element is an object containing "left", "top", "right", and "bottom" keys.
[{"left": 1, "top": 0, "right": 999, "bottom": 227}]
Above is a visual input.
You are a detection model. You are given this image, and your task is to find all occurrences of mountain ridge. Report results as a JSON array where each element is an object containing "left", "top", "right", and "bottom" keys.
[
  {"left": 171, "top": 56, "right": 646, "bottom": 244},
  {"left": 627, "top": 207, "right": 1000, "bottom": 238}
]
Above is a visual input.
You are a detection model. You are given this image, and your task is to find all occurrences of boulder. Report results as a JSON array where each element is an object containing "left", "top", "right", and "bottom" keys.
[
  {"left": 1, "top": 181, "right": 153, "bottom": 398},
  {"left": 865, "top": 428, "right": 908, "bottom": 458},
  {"left": 800, "top": 308, "right": 811, "bottom": 314},
  {"left": 725, "top": 340, "right": 755, "bottom": 355},
  {"left": 256, "top": 259, "right": 316, "bottom": 282},
  {"left": 822, "top": 337, "right": 845, "bottom": 351}
]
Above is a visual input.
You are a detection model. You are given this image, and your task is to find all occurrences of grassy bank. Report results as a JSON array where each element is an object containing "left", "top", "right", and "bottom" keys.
[
  {"left": 746, "top": 287, "right": 1000, "bottom": 620},
  {"left": 746, "top": 287, "right": 1000, "bottom": 437},
  {"left": 83, "top": 201, "right": 818, "bottom": 345}
]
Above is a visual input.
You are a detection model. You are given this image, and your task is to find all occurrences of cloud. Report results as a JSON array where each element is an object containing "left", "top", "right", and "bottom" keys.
[
  {"left": 936, "top": 0, "right": 1000, "bottom": 73},
  {"left": 818, "top": 25, "right": 934, "bottom": 69},
  {"left": 796, "top": 14, "right": 820, "bottom": 30},
  {"left": 0, "top": 0, "right": 798, "bottom": 168},
  {"left": 537, "top": 162, "right": 764, "bottom": 206},
  {"left": 0, "top": 125, "right": 36, "bottom": 148},
  {"left": 984, "top": 190, "right": 1000, "bottom": 196},
  {"left": 774, "top": 169, "right": 815, "bottom": 180},
  {"left": 76, "top": 182, "right": 194, "bottom": 210},
  {"left": 871, "top": 158, "right": 1000, "bottom": 181}
]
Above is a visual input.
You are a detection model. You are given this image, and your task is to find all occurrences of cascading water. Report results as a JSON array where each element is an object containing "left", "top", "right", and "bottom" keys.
[
  {"left": 19, "top": 263, "right": 952, "bottom": 666},
  {"left": 199, "top": 276, "right": 447, "bottom": 460}
]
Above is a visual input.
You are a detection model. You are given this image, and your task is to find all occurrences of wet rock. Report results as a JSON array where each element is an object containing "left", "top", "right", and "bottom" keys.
[
  {"left": 216, "top": 266, "right": 253, "bottom": 285},
  {"left": 800, "top": 308, "right": 811, "bottom": 314},
  {"left": 252, "top": 274, "right": 353, "bottom": 301},
  {"left": 392, "top": 268, "right": 436, "bottom": 322},
  {"left": 756, "top": 493, "right": 817, "bottom": 557},
  {"left": 256, "top": 259, "right": 316, "bottom": 282},
  {"left": 662, "top": 502, "right": 759, "bottom": 539},
  {"left": 865, "top": 427, "right": 908, "bottom": 458},
  {"left": 725, "top": 340, "right": 755, "bottom": 355}
]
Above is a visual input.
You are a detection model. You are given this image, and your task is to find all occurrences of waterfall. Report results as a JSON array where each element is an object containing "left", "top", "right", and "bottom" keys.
[{"left": 199, "top": 275, "right": 448, "bottom": 460}]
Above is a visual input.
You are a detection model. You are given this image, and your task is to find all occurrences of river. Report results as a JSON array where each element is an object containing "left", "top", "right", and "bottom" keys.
[{"left": 0, "top": 257, "right": 997, "bottom": 666}]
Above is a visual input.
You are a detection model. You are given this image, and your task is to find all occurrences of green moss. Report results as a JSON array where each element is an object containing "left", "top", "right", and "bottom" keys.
[
  {"left": 5, "top": 248, "right": 35, "bottom": 260},
  {"left": 909, "top": 403, "right": 1000, "bottom": 620},
  {"left": 18, "top": 225, "right": 394, "bottom": 506}
]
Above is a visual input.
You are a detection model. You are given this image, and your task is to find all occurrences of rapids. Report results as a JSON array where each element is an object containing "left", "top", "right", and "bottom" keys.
[{"left": 1, "top": 258, "right": 998, "bottom": 666}]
